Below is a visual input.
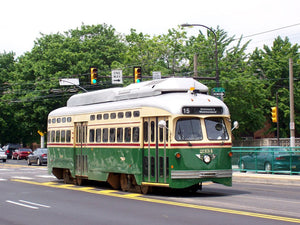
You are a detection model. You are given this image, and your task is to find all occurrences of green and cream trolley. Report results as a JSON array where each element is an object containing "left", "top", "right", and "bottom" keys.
[{"left": 47, "top": 77, "right": 234, "bottom": 193}]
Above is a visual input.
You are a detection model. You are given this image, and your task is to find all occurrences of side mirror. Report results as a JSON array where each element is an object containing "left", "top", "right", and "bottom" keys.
[
  {"left": 158, "top": 120, "right": 167, "bottom": 128},
  {"left": 231, "top": 121, "right": 239, "bottom": 131}
]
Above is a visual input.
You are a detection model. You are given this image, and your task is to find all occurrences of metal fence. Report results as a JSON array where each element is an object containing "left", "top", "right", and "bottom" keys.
[{"left": 232, "top": 147, "right": 300, "bottom": 175}]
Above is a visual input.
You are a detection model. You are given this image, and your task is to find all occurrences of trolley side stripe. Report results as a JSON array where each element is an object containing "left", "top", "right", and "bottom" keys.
[
  {"left": 47, "top": 143, "right": 141, "bottom": 147},
  {"left": 47, "top": 143, "right": 231, "bottom": 148},
  {"left": 170, "top": 143, "right": 232, "bottom": 147}
]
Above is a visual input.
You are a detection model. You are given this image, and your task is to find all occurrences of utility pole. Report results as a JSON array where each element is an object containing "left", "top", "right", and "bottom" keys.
[
  {"left": 276, "top": 92, "right": 279, "bottom": 145},
  {"left": 289, "top": 58, "right": 295, "bottom": 147},
  {"left": 193, "top": 54, "right": 198, "bottom": 77}
]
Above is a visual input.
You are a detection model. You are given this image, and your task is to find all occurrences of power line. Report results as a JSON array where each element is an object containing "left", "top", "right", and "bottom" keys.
[{"left": 243, "top": 23, "right": 300, "bottom": 39}]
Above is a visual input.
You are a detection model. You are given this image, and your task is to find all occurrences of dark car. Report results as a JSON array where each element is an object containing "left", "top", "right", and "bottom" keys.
[
  {"left": 27, "top": 148, "right": 47, "bottom": 166},
  {"left": 2, "top": 144, "right": 21, "bottom": 159},
  {"left": 12, "top": 148, "right": 32, "bottom": 160},
  {"left": 239, "top": 148, "right": 300, "bottom": 173}
]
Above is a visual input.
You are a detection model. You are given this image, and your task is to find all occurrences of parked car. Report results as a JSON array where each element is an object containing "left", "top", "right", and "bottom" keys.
[
  {"left": 27, "top": 148, "right": 48, "bottom": 165},
  {"left": 12, "top": 148, "right": 32, "bottom": 160},
  {"left": 2, "top": 143, "right": 21, "bottom": 159},
  {"left": 238, "top": 148, "right": 300, "bottom": 173},
  {"left": 0, "top": 149, "right": 7, "bottom": 162}
]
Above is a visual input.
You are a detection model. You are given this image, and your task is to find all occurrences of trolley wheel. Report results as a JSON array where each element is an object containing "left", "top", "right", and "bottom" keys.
[
  {"left": 63, "top": 169, "right": 73, "bottom": 184},
  {"left": 75, "top": 177, "right": 84, "bottom": 186},
  {"left": 139, "top": 185, "right": 152, "bottom": 194},
  {"left": 107, "top": 173, "right": 120, "bottom": 190},
  {"left": 120, "top": 174, "right": 129, "bottom": 192}
]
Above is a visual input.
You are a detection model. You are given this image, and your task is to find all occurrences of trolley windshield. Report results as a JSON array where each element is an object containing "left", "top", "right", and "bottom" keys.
[
  {"left": 175, "top": 118, "right": 203, "bottom": 141},
  {"left": 175, "top": 117, "right": 229, "bottom": 141}
]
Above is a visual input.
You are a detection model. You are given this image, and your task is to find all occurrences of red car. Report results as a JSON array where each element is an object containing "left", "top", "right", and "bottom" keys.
[{"left": 12, "top": 148, "right": 32, "bottom": 160}]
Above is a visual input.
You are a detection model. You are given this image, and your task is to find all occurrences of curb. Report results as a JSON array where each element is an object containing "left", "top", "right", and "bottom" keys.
[{"left": 233, "top": 172, "right": 300, "bottom": 186}]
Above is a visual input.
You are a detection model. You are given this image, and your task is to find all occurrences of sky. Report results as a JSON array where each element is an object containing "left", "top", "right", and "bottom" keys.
[{"left": 1, "top": 0, "right": 300, "bottom": 57}]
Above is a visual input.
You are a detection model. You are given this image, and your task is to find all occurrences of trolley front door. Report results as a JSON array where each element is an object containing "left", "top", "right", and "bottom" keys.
[
  {"left": 143, "top": 117, "right": 169, "bottom": 184},
  {"left": 75, "top": 122, "right": 88, "bottom": 177}
]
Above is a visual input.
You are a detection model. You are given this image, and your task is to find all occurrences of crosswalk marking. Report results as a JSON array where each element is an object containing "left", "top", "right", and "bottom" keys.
[
  {"left": 6, "top": 200, "right": 39, "bottom": 210},
  {"left": 11, "top": 176, "right": 34, "bottom": 180},
  {"left": 36, "top": 175, "right": 56, "bottom": 178}
]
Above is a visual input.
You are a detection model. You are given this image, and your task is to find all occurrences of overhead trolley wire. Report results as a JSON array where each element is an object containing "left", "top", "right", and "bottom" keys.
[{"left": 243, "top": 23, "right": 300, "bottom": 39}]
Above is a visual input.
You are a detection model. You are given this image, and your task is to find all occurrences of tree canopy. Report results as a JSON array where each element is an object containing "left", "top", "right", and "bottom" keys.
[{"left": 0, "top": 24, "right": 299, "bottom": 146}]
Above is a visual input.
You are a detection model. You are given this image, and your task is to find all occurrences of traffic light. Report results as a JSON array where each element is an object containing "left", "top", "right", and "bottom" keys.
[
  {"left": 133, "top": 66, "right": 142, "bottom": 83},
  {"left": 271, "top": 106, "right": 277, "bottom": 123},
  {"left": 90, "top": 67, "right": 98, "bottom": 84}
]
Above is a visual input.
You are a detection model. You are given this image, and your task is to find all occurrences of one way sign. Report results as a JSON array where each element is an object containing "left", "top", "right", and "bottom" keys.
[{"left": 112, "top": 70, "right": 123, "bottom": 84}]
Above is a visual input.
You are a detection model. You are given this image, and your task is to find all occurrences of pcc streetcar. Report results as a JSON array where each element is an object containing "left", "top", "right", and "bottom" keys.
[{"left": 47, "top": 77, "right": 236, "bottom": 193}]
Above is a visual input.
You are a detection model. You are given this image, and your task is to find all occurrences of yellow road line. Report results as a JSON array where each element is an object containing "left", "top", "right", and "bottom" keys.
[
  {"left": 12, "top": 179, "right": 300, "bottom": 224},
  {"left": 1, "top": 164, "right": 29, "bottom": 168}
]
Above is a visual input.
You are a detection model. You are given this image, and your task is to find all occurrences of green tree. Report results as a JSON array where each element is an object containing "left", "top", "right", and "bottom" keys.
[
  {"left": 249, "top": 37, "right": 300, "bottom": 137},
  {"left": 5, "top": 24, "right": 126, "bottom": 145},
  {"left": 0, "top": 52, "right": 17, "bottom": 144}
]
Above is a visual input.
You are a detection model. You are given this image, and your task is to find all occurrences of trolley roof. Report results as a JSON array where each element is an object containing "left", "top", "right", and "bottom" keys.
[
  {"left": 49, "top": 78, "right": 230, "bottom": 117},
  {"left": 67, "top": 77, "right": 209, "bottom": 107}
]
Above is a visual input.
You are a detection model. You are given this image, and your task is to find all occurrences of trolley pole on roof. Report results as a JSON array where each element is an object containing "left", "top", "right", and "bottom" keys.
[{"left": 181, "top": 23, "right": 220, "bottom": 87}]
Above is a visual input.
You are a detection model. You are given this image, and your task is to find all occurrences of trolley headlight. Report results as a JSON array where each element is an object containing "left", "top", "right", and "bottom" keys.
[{"left": 203, "top": 154, "right": 211, "bottom": 164}]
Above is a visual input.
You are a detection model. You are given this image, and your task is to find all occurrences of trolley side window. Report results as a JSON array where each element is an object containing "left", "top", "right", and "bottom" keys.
[
  {"left": 143, "top": 121, "right": 148, "bottom": 142},
  {"left": 125, "top": 127, "right": 131, "bottom": 142},
  {"left": 51, "top": 131, "right": 55, "bottom": 143},
  {"left": 61, "top": 130, "right": 66, "bottom": 142},
  {"left": 89, "top": 129, "right": 95, "bottom": 142},
  {"left": 151, "top": 121, "right": 155, "bottom": 142},
  {"left": 103, "top": 128, "right": 108, "bottom": 142},
  {"left": 175, "top": 118, "right": 203, "bottom": 141},
  {"left": 205, "top": 117, "right": 229, "bottom": 140},
  {"left": 56, "top": 131, "right": 60, "bottom": 142},
  {"left": 66, "top": 130, "right": 71, "bottom": 142},
  {"left": 110, "top": 128, "right": 116, "bottom": 142},
  {"left": 117, "top": 128, "right": 123, "bottom": 142},
  {"left": 132, "top": 127, "right": 139, "bottom": 142},
  {"left": 96, "top": 129, "right": 101, "bottom": 142}
]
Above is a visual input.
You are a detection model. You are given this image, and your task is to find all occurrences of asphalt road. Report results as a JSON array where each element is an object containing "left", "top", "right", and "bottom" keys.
[{"left": 0, "top": 160, "right": 300, "bottom": 225}]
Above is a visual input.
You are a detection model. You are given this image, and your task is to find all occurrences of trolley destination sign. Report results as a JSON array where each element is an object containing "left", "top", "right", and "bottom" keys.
[{"left": 182, "top": 106, "right": 223, "bottom": 115}]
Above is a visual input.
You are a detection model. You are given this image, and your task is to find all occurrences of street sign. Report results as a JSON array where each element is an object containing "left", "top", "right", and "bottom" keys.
[
  {"left": 212, "top": 87, "right": 225, "bottom": 100},
  {"left": 112, "top": 70, "right": 123, "bottom": 84},
  {"left": 59, "top": 78, "right": 80, "bottom": 86},
  {"left": 37, "top": 130, "right": 44, "bottom": 136},
  {"left": 212, "top": 87, "right": 225, "bottom": 93},
  {"left": 152, "top": 71, "right": 161, "bottom": 80}
]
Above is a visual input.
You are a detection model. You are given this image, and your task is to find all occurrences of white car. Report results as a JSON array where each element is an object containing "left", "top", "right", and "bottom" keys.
[{"left": 0, "top": 150, "right": 7, "bottom": 162}]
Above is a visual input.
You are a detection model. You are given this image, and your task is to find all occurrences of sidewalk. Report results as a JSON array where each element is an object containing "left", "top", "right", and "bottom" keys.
[{"left": 233, "top": 171, "right": 300, "bottom": 186}]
